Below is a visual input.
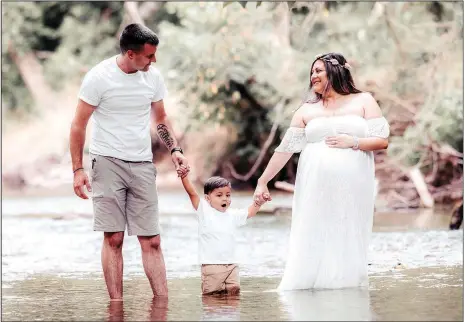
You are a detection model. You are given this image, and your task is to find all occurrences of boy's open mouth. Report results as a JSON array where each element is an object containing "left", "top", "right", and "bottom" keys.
[{"left": 221, "top": 203, "right": 227, "bottom": 208}]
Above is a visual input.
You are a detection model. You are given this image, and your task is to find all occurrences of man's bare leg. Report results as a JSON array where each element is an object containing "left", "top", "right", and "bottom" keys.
[
  {"left": 138, "top": 235, "right": 168, "bottom": 296},
  {"left": 102, "top": 232, "right": 125, "bottom": 300}
]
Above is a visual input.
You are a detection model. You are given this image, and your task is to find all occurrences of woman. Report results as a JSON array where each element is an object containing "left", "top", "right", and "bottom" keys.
[{"left": 254, "top": 53, "right": 390, "bottom": 290}]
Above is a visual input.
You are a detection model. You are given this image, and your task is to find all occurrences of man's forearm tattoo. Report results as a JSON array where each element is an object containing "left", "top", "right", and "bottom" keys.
[{"left": 157, "top": 124, "right": 175, "bottom": 150}]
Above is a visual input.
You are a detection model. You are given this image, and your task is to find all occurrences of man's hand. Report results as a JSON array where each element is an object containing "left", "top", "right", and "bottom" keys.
[
  {"left": 325, "top": 134, "right": 355, "bottom": 149},
  {"left": 73, "top": 169, "right": 92, "bottom": 199},
  {"left": 171, "top": 151, "right": 190, "bottom": 174},
  {"left": 70, "top": 99, "right": 95, "bottom": 200}
]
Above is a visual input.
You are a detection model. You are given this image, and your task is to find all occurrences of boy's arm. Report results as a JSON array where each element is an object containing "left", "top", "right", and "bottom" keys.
[
  {"left": 247, "top": 198, "right": 266, "bottom": 219},
  {"left": 181, "top": 175, "right": 200, "bottom": 210},
  {"left": 246, "top": 192, "right": 269, "bottom": 219}
]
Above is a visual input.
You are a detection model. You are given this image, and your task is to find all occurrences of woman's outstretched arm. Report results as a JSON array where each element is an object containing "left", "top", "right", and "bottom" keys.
[{"left": 253, "top": 108, "right": 306, "bottom": 204}]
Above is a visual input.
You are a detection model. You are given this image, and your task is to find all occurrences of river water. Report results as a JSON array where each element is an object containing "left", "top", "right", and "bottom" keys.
[{"left": 2, "top": 191, "right": 463, "bottom": 320}]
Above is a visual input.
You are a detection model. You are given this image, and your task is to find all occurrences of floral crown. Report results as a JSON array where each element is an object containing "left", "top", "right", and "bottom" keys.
[{"left": 314, "top": 54, "right": 352, "bottom": 70}]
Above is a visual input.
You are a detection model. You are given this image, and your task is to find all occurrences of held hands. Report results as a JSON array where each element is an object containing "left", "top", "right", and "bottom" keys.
[
  {"left": 325, "top": 134, "right": 355, "bottom": 149},
  {"left": 172, "top": 151, "right": 190, "bottom": 178},
  {"left": 177, "top": 165, "right": 189, "bottom": 179},
  {"left": 254, "top": 193, "right": 270, "bottom": 207},
  {"left": 73, "top": 169, "right": 92, "bottom": 199},
  {"left": 253, "top": 182, "right": 272, "bottom": 207}
]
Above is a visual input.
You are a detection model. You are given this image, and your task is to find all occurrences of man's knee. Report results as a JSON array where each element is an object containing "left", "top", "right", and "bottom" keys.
[
  {"left": 138, "top": 235, "right": 161, "bottom": 252},
  {"left": 104, "top": 232, "right": 124, "bottom": 249}
]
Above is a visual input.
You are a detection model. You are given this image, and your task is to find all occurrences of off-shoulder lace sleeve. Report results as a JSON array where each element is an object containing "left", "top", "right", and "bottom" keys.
[
  {"left": 275, "top": 127, "right": 306, "bottom": 153},
  {"left": 367, "top": 117, "right": 390, "bottom": 138}
]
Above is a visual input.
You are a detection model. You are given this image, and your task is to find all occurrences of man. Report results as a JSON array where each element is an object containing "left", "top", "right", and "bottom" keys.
[{"left": 69, "top": 23, "right": 189, "bottom": 300}]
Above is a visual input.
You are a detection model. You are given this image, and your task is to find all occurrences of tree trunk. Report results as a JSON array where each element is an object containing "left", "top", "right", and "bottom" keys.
[
  {"left": 124, "top": 2, "right": 144, "bottom": 24},
  {"left": 8, "top": 42, "right": 53, "bottom": 107}
]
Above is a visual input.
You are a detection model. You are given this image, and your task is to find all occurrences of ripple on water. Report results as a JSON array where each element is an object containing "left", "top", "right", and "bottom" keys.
[
  {"left": 2, "top": 212, "right": 463, "bottom": 283},
  {"left": 1, "top": 266, "right": 463, "bottom": 321}
]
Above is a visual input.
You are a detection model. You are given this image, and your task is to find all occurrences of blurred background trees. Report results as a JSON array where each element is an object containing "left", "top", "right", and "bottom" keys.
[{"left": 2, "top": 1, "right": 463, "bottom": 209}]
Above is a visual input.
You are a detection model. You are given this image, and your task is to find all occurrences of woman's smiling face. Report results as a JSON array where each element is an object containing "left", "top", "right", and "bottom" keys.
[{"left": 310, "top": 60, "right": 328, "bottom": 94}]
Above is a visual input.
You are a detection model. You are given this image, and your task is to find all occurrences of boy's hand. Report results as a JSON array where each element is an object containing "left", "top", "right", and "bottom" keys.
[
  {"left": 177, "top": 165, "right": 189, "bottom": 178},
  {"left": 254, "top": 193, "right": 269, "bottom": 207}
]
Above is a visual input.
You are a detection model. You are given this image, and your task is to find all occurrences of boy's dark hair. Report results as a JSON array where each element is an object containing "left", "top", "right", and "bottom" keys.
[
  {"left": 204, "top": 176, "right": 231, "bottom": 195},
  {"left": 119, "top": 23, "right": 159, "bottom": 54}
]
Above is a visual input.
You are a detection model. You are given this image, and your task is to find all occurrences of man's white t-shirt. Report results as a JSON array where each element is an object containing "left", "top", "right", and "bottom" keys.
[
  {"left": 78, "top": 55, "right": 168, "bottom": 162},
  {"left": 197, "top": 199, "right": 248, "bottom": 265}
]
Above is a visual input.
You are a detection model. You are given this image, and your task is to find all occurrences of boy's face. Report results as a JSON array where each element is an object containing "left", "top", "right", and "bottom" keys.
[{"left": 205, "top": 185, "right": 232, "bottom": 213}]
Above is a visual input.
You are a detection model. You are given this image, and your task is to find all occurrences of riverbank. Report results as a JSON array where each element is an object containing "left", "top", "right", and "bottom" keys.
[
  {"left": 1, "top": 186, "right": 455, "bottom": 231},
  {"left": 1, "top": 144, "right": 461, "bottom": 214},
  {"left": 2, "top": 177, "right": 455, "bottom": 217}
]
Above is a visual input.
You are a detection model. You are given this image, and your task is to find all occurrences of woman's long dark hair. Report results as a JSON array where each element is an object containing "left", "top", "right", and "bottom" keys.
[{"left": 301, "top": 52, "right": 362, "bottom": 106}]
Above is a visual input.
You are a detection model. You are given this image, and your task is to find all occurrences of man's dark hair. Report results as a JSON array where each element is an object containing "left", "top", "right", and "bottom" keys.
[
  {"left": 204, "top": 176, "right": 231, "bottom": 195},
  {"left": 119, "top": 23, "right": 159, "bottom": 54}
]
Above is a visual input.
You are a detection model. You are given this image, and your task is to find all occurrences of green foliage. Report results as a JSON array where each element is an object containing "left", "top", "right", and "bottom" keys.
[
  {"left": 2, "top": 2, "right": 61, "bottom": 54},
  {"left": 2, "top": 1, "right": 463, "bottom": 184},
  {"left": 42, "top": 3, "right": 123, "bottom": 90},
  {"left": 1, "top": 2, "right": 124, "bottom": 113},
  {"left": 1, "top": 55, "right": 33, "bottom": 115},
  {"left": 1, "top": 2, "right": 62, "bottom": 113},
  {"left": 156, "top": 2, "right": 463, "bottom": 178},
  {"left": 154, "top": 2, "right": 308, "bottom": 182},
  {"left": 386, "top": 2, "right": 463, "bottom": 165}
]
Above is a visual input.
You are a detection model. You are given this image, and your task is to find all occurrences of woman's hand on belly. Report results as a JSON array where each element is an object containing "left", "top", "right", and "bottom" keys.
[{"left": 325, "top": 134, "right": 355, "bottom": 149}]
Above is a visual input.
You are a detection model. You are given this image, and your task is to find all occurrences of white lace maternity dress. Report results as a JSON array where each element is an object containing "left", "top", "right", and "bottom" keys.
[{"left": 275, "top": 115, "right": 390, "bottom": 290}]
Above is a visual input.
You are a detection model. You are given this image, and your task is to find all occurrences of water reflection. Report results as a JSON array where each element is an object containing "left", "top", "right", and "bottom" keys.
[
  {"left": 1, "top": 268, "right": 462, "bottom": 321},
  {"left": 149, "top": 296, "right": 169, "bottom": 321},
  {"left": 106, "top": 296, "right": 169, "bottom": 322},
  {"left": 107, "top": 300, "right": 124, "bottom": 321},
  {"left": 201, "top": 294, "right": 240, "bottom": 321},
  {"left": 278, "top": 288, "right": 373, "bottom": 321}
]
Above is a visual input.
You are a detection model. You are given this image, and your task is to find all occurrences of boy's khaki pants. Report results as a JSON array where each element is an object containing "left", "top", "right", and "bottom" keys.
[{"left": 201, "top": 264, "right": 239, "bottom": 294}]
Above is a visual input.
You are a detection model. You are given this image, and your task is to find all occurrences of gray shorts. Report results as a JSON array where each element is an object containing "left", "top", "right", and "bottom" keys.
[{"left": 90, "top": 153, "right": 160, "bottom": 236}]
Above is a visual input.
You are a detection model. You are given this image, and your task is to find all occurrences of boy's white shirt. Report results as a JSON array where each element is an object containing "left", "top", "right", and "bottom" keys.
[{"left": 197, "top": 199, "right": 248, "bottom": 265}]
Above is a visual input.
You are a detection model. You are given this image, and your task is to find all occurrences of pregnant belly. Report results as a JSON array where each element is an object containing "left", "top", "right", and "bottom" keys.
[
  {"left": 296, "top": 142, "right": 375, "bottom": 205},
  {"left": 300, "top": 142, "right": 372, "bottom": 176}
]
